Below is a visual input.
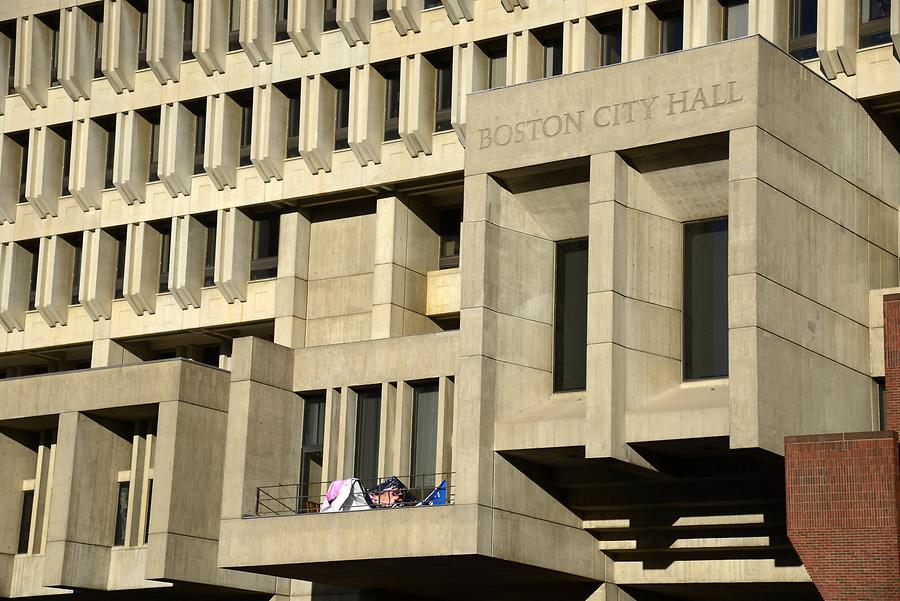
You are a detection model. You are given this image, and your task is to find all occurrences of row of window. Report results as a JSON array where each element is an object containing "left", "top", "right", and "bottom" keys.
[{"left": 551, "top": 217, "right": 728, "bottom": 393}]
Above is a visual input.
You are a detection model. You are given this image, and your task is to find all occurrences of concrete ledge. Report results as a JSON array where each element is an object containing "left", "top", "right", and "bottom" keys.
[{"left": 785, "top": 430, "right": 898, "bottom": 445}]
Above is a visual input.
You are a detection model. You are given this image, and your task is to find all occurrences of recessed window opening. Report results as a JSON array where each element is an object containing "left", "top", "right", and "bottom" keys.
[
  {"left": 229, "top": 90, "right": 253, "bottom": 166},
  {"left": 95, "top": 116, "right": 116, "bottom": 190},
  {"left": 276, "top": 81, "right": 301, "bottom": 157},
  {"left": 299, "top": 394, "right": 326, "bottom": 511},
  {"left": 65, "top": 234, "right": 83, "bottom": 305},
  {"left": 23, "top": 241, "right": 39, "bottom": 311},
  {"left": 553, "top": 239, "right": 588, "bottom": 392},
  {"left": 410, "top": 381, "right": 439, "bottom": 491},
  {"left": 8, "top": 131, "right": 28, "bottom": 203},
  {"left": 424, "top": 0, "right": 442, "bottom": 8},
  {"left": 327, "top": 73, "right": 351, "bottom": 150},
  {"left": 228, "top": 0, "right": 241, "bottom": 51},
  {"left": 129, "top": 0, "right": 150, "bottom": 70},
  {"left": 275, "top": 0, "right": 290, "bottom": 41},
  {"left": 859, "top": 0, "right": 891, "bottom": 47},
  {"left": 653, "top": 1, "right": 684, "bottom": 54},
  {"left": 477, "top": 37, "right": 506, "bottom": 90},
  {"left": 324, "top": 0, "right": 338, "bottom": 32},
  {"left": 721, "top": 0, "right": 749, "bottom": 39},
  {"left": 143, "top": 479, "right": 152, "bottom": 544},
  {"left": 185, "top": 100, "right": 206, "bottom": 175},
  {"left": 353, "top": 387, "right": 381, "bottom": 489},
  {"left": 439, "top": 207, "right": 461, "bottom": 269},
  {"left": 140, "top": 108, "right": 161, "bottom": 182},
  {"left": 153, "top": 221, "right": 171, "bottom": 293},
  {"left": 82, "top": 5, "right": 104, "bottom": 78},
  {"left": 427, "top": 50, "right": 453, "bottom": 132},
  {"left": 50, "top": 123, "right": 72, "bottom": 195},
  {"left": 200, "top": 214, "right": 216, "bottom": 287},
  {"left": 534, "top": 25, "right": 563, "bottom": 78},
  {"left": 789, "top": 0, "right": 818, "bottom": 60},
  {"left": 376, "top": 61, "right": 401, "bottom": 141},
  {"left": 250, "top": 212, "right": 280, "bottom": 280},
  {"left": 183, "top": 0, "right": 195, "bottom": 60},
  {"left": 17, "top": 490, "right": 34, "bottom": 554},
  {"left": 1, "top": 21, "right": 15, "bottom": 93},
  {"left": 373, "top": 0, "right": 390, "bottom": 21},
  {"left": 683, "top": 218, "right": 728, "bottom": 380},
  {"left": 113, "top": 481, "right": 129, "bottom": 546},
  {"left": 590, "top": 12, "right": 622, "bottom": 66},
  {"left": 111, "top": 228, "right": 127, "bottom": 299},
  {"left": 39, "top": 13, "right": 61, "bottom": 88}
]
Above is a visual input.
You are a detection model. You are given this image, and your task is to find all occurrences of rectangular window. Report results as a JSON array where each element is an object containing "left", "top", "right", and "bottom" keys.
[
  {"left": 859, "top": 0, "right": 891, "bottom": 48},
  {"left": 789, "top": 0, "right": 818, "bottom": 60},
  {"left": 156, "top": 223, "right": 171, "bottom": 293},
  {"left": 51, "top": 123, "right": 72, "bottom": 195},
  {"left": 82, "top": 4, "right": 104, "bottom": 78},
  {"left": 333, "top": 76, "right": 350, "bottom": 150},
  {"left": 9, "top": 131, "right": 28, "bottom": 203},
  {"left": 113, "top": 230, "right": 127, "bottom": 299},
  {"left": 26, "top": 243, "right": 38, "bottom": 311},
  {"left": 1, "top": 21, "right": 15, "bottom": 93},
  {"left": 553, "top": 239, "right": 588, "bottom": 392},
  {"left": 439, "top": 207, "right": 461, "bottom": 269},
  {"left": 721, "top": 0, "right": 749, "bottom": 39},
  {"left": 378, "top": 61, "right": 401, "bottom": 141},
  {"left": 424, "top": 0, "right": 442, "bottom": 8},
  {"left": 143, "top": 109, "right": 161, "bottom": 182},
  {"left": 653, "top": 1, "right": 684, "bottom": 54},
  {"left": 683, "top": 219, "right": 728, "bottom": 380},
  {"left": 428, "top": 51, "right": 453, "bottom": 132},
  {"left": 44, "top": 15, "right": 61, "bottom": 87},
  {"left": 186, "top": 101, "right": 206, "bottom": 175},
  {"left": 228, "top": 0, "right": 241, "bottom": 50},
  {"left": 591, "top": 13, "right": 622, "bottom": 66},
  {"left": 535, "top": 26, "right": 563, "bottom": 78},
  {"left": 229, "top": 91, "right": 253, "bottom": 166},
  {"left": 300, "top": 395, "right": 326, "bottom": 510},
  {"left": 275, "top": 0, "right": 289, "bottom": 41},
  {"left": 114, "top": 481, "right": 129, "bottom": 546},
  {"left": 183, "top": 0, "right": 194, "bottom": 60},
  {"left": 373, "top": 0, "right": 390, "bottom": 21},
  {"left": 250, "top": 213, "right": 279, "bottom": 280},
  {"left": 324, "top": 0, "right": 338, "bottom": 32},
  {"left": 17, "top": 490, "right": 33, "bottom": 554},
  {"left": 97, "top": 117, "right": 116, "bottom": 190},
  {"left": 276, "top": 81, "right": 301, "bottom": 157},
  {"left": 353, "top": 388, "right": 381, "bottom": 488},
  {"left": 143, "top": 479, "right": 152, "bottom": 544},
  {"left": 133, "top": 1, "right": 150, "bottom": 70},
  {"left": 70, "top": 239, "right": 82, "bottom": 305},
  {"left": 477, "top": 38, "right": 506, "bottom": 90},
  {"left": 202, "top": 216, "right": 216, "bottom": 286},
  {"left": 410, "top": 382, "right": 439, "bottom": 491}
]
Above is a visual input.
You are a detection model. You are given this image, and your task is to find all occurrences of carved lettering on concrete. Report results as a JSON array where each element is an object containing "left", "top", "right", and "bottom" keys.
[{"left": 478, "top": 81, "right": 743, "bottom": 150}]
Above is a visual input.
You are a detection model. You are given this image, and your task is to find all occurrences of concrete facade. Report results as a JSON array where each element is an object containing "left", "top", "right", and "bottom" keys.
[{"left": 0, "top": 1, "right": 897, "bottom": 600}]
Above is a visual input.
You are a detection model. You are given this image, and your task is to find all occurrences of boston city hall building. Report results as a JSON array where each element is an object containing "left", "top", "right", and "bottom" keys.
[{"left": 2, "top": 0, "right": 900, "bottom": 599}]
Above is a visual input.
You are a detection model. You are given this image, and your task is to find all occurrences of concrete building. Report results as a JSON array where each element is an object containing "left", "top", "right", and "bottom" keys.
[{"left": 0, "top": 1, "right": 897, "bottom": 600}]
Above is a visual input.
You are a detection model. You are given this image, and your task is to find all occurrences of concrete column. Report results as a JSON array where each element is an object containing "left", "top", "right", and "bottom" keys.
[
  {"left": 80, "top": 228, "right": 117, "bottom": 322},
  {"left": 288, "top": 0, "right": 324, "bottom": 56},
  {"left": 240, "top": 0, "right": 276, "bottom": 66},
  {"left": 442, "top": 0, "right": 473, "bottom": 23},
  {"left": 25, "top": 126, "right": 65, "bottom": 219},
  {"left": 370, "top": 196, "right": 438, "bottom": 339},
  {"left": 0, "top": 430, "right": 38, "bottom": 596},
  {"left": 192, "top": 0, "right": 227, "bottom": 75},
  {"left": 35, "top": 236, "right": 75, "bottom": 327},
  {"left": 0, "top": 135, "right": 24, "bottom": 223},
  {"left": 622, "top": 4, "right": 659, "bottom": 61},
  {"left": 251, "top": 84, "right": 288, "bottom": 182},
  {"left": 509, "top": 30, "right": 542, "bottom": 84},
  {"left": 123, "top": 222, "right": 163, "bottom": 316},
  {"left": 14, "top": 15, "right": 51, "bottom": 109},
  {"left": 214, "top": 208, "right": 252, "bottom": 303},
  {"left": 817, "top": 0, "right": 858, "bottom": 79},
  {"left": 205, "top": 93, "right": 241, "bottom": 190},
  {"left": 159, "top": 102, "right": 196, "bottom": 197},
  {"left": 349, "top": 63, "right": 386, "bottom": 166},
  {"left": 44, "top": 412, "right": 131, "bottom": 591},
  {"left": 0, "top": 242, "right": 34, "bottom": 333},
  {"left": 58, "top": 7, "right": 97, "bottom": 100},
  {"left": 684, "top": 0, "right": 722, "bottom": 48},
  {"left": 337, "top": 0, "right": 372, "bottom": 46},
  {"left": 169, "top": 215, "right": 207, "bottom": 310},
  {"left": 451, "top": 44, "right": 470, "bottom": 145},
  {"left": 147, "top": 0, "right": 184, "bottom": 84},
  {"left": 299, "top": 73, "right": 336, "bottom": 173},
  {"left": 113, "top": 111, "right": 151, "bottom": 204},
  {"left": 274, "top": 212, "right": 311, "bottom": 348},
  {"left": 564, "top": 17, "right": 601, "bottom": 74},
  {"left": 389, "top": 0, "right": 423, "bottom": 35},
  {"left": 399, "top": 54, "right": 436, "bottom": 157},
  {"left": 101, "top": 0, "right": 140, "bottom": 93},
  {"left": 69, "top": 118, "right": 109, "bottom": 211},
  {"left": 749, "top": 0, "right": 789, "bottom": 49}
]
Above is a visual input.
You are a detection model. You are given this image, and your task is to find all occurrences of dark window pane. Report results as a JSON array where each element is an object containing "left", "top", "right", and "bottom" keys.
[
  {"left": 183, "top": 0, "right": 194, "bottom": 60},
  {"left": 434, "top": 62, "right": 452, "bottom": 132},
  {"left": 137, "top": 9, "right": 149, "bottom": 69},
  {"left": 411, "top": 383, "right": 439, "bottom": 490},
  {"left": 239, "top": 104, "right": 252, "bottom": 166},
  {"left": 373, "top": 0, "right": 389, "bottom": 20},
  {"left": 158, "top": 231, "right": 170, "bottom": 293},
  {"left": 324, "top": 0, "right": 338, "bottom": 31},
  {"left": 683, "top": 219, "right": 729, "bottom": 380},
  {"left": 334, "top": 81, "right": 350, "bottom": 149},
  {"left": 860, "top": 0, "right": 891, "bottom": 47},
  {"left": 114, "top": 234, "right": 126, "bottom": 299},
  {"left": 354, "top": 389, "right": 381, "bottom": 488},
  {"left": 384, "top": 69, "right": 401, "bottom": 141},
  {"left": 114, "top": 481, "right": 129, "bottom": 546},
  {"left": 193, "top": 109, "right": 206, "bottom": 174},
  {"left": 143, "top": 479, "right": 152, "bottom": 544},
  {"left": 660, "top": 14, "right": 683, "bottom": 53},
  {"left": 424, "top": 0, "right": 442, "bottom": 7},
  {"left": 302, "top": 396, "right": 326, "bottom": 447},
  {"left": 275, "top": 0, "right": 289, "bottom": 41},
  {"left": 17, "top": 490, "right": 33, "bottom": 554},
  {"left": 600, "top": 27, "right": 622, "bottom": 66},
  {"left": 439, "top": 207, "right": 461, "bottom": 269},
  {"left": 228, "top": 0, "right": 241, "bottom": 50},
  {"left": 250, "top": 213, "right": 279, "bottom": 280},
  {"left": 49, "top": 27, "right": 60, "bottom": 87},
  {"left": 148, "top": 119, "right": 161, "bottom": 182},
  {"left": 71, "top": 243, "right": 82, "bottom": 305},
  {"left": 203, "top": 220, "right": 216, "bottom": 286},
  {"left": 27, "top": 249, "right": 38, "bottom": 311},
  {"left": 300, "top": 395, "right": 326, "bottom": 510},
  {"left": 789, "top": 0, "right": 818, "bottom": 60},
  {"left": 722, "top": 1, "right": 749, "bottom": 39},
  {"left": 553, "top": 239, "right": 588, "bottom": 392}
]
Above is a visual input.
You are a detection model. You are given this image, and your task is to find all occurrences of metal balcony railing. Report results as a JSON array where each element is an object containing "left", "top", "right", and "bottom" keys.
[{"left": 255, "top": 472, "right": 454, "bottom": 517}]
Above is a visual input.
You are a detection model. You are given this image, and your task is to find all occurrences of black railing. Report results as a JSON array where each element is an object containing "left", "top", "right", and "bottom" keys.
[{"left": 255, "top": 472, "right": 453, "bottom": 517}]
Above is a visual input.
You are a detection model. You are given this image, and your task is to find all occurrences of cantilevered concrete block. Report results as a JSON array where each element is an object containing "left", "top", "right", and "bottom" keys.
[
  {"left": 622, "top": 3, "right": 660, "bottom": 61},
  {"left": 299, "top": 74, "right": 336, "bottom": 173},
  {"left": 683, "top": 0, "right": 722, "bottom": 48},
  {"left": 251, "top": 85, "right": 288, "bottom": 182},
  {"left": 349, "top": 64, "right": 385, "bottom": 166},
  {"left": 113, "top": 111, "right": 151, "bottom": 204},
  {"left": 337, "top": 0, "right": 372, "bottom": 46},
  {"left": 102, "top": 0, "right": 140, "bottom": 93},
  {"left": 80, "top": 228, "right": 117, "bottom": 321},
  {"left": 15, "top": 15, "right": 52, "bottom": 109},
  {"left": 215, "top": 208, "right": 252, "bottom": 303},
  {"left": 289, "top": 0, "right": 323, "bottom": 56},
  {"left": 399, "top": 54, "right": 436, "bottom": 157},
  {"left": 240, "top": 0, "right": 276, "bottom": 66},
  {"left": 59, "top": 7, "right": 97, "bottom": 100},
  {"left": 192, "top": 0, "right": 227, "bottom": 75},
  {"left": 816, "top": 0, "right": 857, "bottom": 79},
  {"left": 563, "top": 17, "right": 601, "bottom": 73},
  {"left": 0, "top": 243, "right": 34, "bottom": 333},
  {"left": 35, "top": 236, "right": 75, "bottom": 327},
  {"left": 0, "top": 136, "right": 24, "bottom": 223},
  {"left": 500, "top": 0, "right": 528, "bottom": 12},
  {"left": 159, "top": 103, "right": 195, "bottom": 197},
  {"left": 205, "top": 94, "right": 241, "bottom": 190},
  {"left": 440, "top": 0, "right": 473, "bottom": 24},
  {"left": 123, "top": 222, "right": 162, "bottom": 315},
  {"left": 388, "top": 0, "right": 423, "bottom": 35},
  {"left": 749, "top": 0, "right": 789, "bottom": 49},
  {"left": 170, "top": 215, "right": 206, "bottom": 309},
  {"left": 69, "top": 119, "right": 108, "bottom": 211},
  {"left": 25, "top": 127, "right": 65, "bottom": 219},
  {"left": 509, "top": 30, "right": 543, "bottom": 84},
  {"left": 147, "top": 0, "right": 185, "bottom": 83}
]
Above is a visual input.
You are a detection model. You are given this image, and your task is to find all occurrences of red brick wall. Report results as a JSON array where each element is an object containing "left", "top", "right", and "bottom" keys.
[
  {"left": 785, "top": 432, "right": 900, "bottom": 601},
  {"left": 884, "top": 293, "right": 900, "bottom": 432}
]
